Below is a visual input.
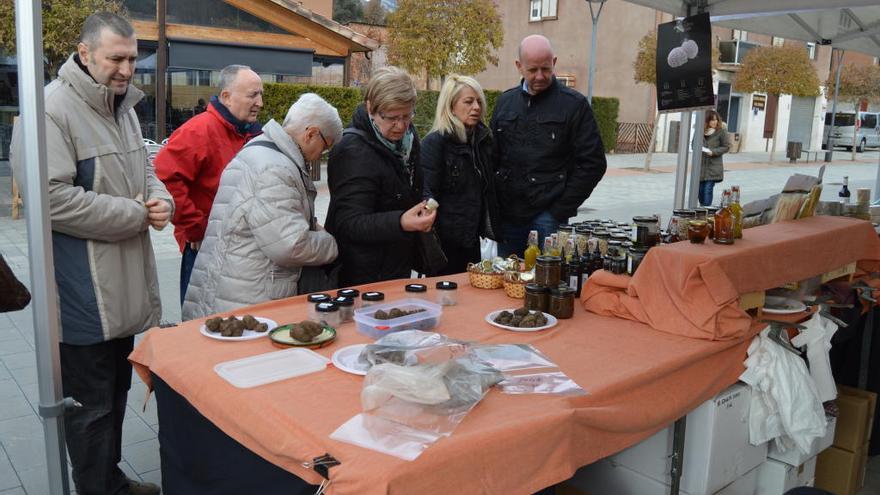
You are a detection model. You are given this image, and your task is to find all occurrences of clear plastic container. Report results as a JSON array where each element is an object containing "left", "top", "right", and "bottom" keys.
[
  {"left": 404, "top": 283, "right": 429, "bottom": 301},
  {"left": 311, "top": 301, "right": 342, "bottom": 327},
  {"left": 333, "top": 296, "right": 355, "bottom": 322},
  {"left": 361, "top": 291, "right": 385, "bottom": 308},
  {"left": 435, "top": 281, "right": 458, "bottom": 306},
  {"left": 353, "top": 298, "right": 443, "bottom": 340}
]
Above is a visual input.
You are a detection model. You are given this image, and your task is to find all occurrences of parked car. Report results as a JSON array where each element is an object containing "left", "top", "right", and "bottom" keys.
[{"left": 822, "top": 111, "right": 880, "bottom": 152}]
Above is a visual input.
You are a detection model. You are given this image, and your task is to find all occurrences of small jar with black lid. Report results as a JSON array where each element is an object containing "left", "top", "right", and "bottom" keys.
[
  {"left": 337, "top": 289, "right": 360, "bottom": 308},
  {"left": 311, "top": 301, "right": 341, "bottom": 327},
  {"left": 332, "top": 296, "right": 355, "bottom": 322},
  {"left": 524, "top": 284, "right": 550, "bottom": 312},
  {"left": 405, "top": 283, "right": 429, "bottom": 301},
  {"left": 535, "top": 255, "right": 562, "bottom": 287},
  {"left": 435, "top": 281, "right": 458, "bottom": 306},
  {"left": 307, "top": 293, "right": 332, "bottom": 322},
  {"left": 627, "top": 245, "right": 650, "bottom": 275},
  {"left": 360, "top": 291, "right": 385, "bottom": 308}
]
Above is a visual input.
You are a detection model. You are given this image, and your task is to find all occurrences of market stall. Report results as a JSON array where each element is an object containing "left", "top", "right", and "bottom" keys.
[{"left": 129, "top": 216, "right": 880, "bottom": 495}]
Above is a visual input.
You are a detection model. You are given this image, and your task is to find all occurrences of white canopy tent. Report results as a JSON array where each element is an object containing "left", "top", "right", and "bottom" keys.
[{"left": 621, "top": 0, "right": 880, "bottom": 208}]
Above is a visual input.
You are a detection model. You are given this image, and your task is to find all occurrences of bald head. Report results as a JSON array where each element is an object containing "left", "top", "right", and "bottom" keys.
[
  {"left": 518, "top": 35, "right": 554, "bottom": 61},
  {"left": 516, "top": 35, "right": 557, "bottom": 95}
]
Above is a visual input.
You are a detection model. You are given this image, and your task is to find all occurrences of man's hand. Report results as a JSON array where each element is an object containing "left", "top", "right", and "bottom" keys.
[
  {"left": 145, "top": 198, "right": 172, "bottom": 231},
  {"left": 188, "top": 241, "right": 201, "bottom": 252},
  {"left": 400, "top": 201, "right": 436, "bottom": 233}
]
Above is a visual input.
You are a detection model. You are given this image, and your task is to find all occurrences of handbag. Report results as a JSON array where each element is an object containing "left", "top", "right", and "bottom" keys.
[
  {"left": 415, "top": 228, "right": 448, "bottom": 276},
  {"left": 297, "top": 262, "right": 342, "bottom": 295},
  {"left": 0, "top": 254, "right": 30, "bottom": 312}
]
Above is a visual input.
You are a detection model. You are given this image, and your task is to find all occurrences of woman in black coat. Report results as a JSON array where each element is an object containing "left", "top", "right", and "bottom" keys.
[
  {"left": 325, "top": 66, "right": 436, "bottom": 286},
  {"left": 421, "top": 75, "right": 499, "bottom": 275}
]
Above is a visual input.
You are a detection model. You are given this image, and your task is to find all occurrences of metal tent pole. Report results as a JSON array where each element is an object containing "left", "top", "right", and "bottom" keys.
[
  {"left": 13, "top": 1, "right": 74, "bottom": 493},
  {"left": 688, "top": 110, "right": 705, "bottom": 207},
  {"left": 874, "top": 139, "right": 880, "bottom": 202},
  {"left": 674, "top": 112, "right": 692, "bottom": 209},
  {"left": 824, "top": 49, "right": 845, "bottom": 162}
]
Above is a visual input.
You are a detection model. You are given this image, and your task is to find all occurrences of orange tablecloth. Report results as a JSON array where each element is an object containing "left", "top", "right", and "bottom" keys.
[
  {"left": 130, "top": 274, "right": 756, "bottom": 495},
  {"left": 582, "top": 216, "right": 880, "bottom": 341}
]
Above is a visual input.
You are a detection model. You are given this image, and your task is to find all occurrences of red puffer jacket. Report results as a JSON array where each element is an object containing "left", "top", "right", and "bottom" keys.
[{"left": 154, "top": 98, "right": 261, "bottom": 252}]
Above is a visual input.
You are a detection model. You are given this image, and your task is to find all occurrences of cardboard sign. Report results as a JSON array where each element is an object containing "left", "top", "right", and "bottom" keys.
[{"left": 656, "top": 12, "right": 716, "bottom": 112}]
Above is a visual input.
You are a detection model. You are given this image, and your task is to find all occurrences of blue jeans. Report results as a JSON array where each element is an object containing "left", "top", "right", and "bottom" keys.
[
  {"left": 698, "top": 180, "right": 717, "bottom": 206},
  {"left": 498, "top": 211, "right": 562, "bottom": 258},
  {"left": 180, "top": 244, "right": 198, "bottom": 307}
]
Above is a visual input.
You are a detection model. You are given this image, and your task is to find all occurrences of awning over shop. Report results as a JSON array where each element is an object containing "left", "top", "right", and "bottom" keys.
[{"left": 169, "top": 39, "right": 314, "bottom": 76}]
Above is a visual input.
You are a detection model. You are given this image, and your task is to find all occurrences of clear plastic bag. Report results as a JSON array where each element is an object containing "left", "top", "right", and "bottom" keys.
[
  {"left": 471, "top": 344, "right": 557, "bottom": 372},
  {"left": 358, "top": 330, "right": 470, "bottom": 370},
  {"left": 498, "top": 371, "right": 587, "bottom": 396}
]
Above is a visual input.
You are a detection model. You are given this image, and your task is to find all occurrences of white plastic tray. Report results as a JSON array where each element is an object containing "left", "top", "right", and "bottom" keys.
[{"left": 214, "top": 348, "right": 330, "bottom": 388}]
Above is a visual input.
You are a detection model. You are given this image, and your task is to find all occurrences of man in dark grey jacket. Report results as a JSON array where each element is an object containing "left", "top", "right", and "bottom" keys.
[{"left": 491, "top": 35, "right": 607, "bottom": 257}]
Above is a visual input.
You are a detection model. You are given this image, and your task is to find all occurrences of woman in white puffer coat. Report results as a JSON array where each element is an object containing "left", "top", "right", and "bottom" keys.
[{"left": 183, "top": 94, "right": 341, "bottom": 320}]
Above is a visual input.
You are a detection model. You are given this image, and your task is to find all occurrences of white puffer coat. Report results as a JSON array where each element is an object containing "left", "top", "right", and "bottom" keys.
[{"left": 182, "top": 119, "right": 337, "bottom": 319}]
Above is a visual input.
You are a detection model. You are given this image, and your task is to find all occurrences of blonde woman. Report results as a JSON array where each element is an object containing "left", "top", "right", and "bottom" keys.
[
  {"left": 326, "top": 66, "right": 436, "bottom": 285},
  {"left": 420, "top": 75, "right": 499, "bottom": 274}
]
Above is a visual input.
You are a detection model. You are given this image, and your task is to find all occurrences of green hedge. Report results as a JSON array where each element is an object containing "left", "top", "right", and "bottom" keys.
[
  {"left": 591, "top": 96, "right": 619, "bottom": 153},
  {"left": 261, "top": 83, "right": 618, "bottom": 151},
  {"left": 261, "top": 83, "right": 363, "bottom": 128}
]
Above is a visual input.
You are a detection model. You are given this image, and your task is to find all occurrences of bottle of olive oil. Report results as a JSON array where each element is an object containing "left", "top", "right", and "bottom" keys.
[
  {"left": 730, "top": 185, "right": 743, "bottom": 239},
  {"left": 524, "top": 230, "right": 540, "bottom": 270}
]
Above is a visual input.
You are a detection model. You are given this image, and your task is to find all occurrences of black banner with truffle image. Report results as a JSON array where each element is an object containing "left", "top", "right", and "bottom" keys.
[{"left": 656, "top": 12, "right": 715, "bottom": 112}]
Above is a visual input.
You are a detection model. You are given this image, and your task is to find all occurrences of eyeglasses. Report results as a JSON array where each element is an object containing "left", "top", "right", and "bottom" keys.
[
  {"left": 317, "top": 129, "right": 331, "bottom": 151},
  {"left": 378, "top": 111, "right": 416, "bottom": 126}
]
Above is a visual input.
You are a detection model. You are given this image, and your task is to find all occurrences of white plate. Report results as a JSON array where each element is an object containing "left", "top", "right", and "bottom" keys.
[
  {"left": 200, "top": 316, "right": 277, "bottom": 341},
  {"left": 762, "top": 296, "right": 807, "bottom": 314},
  {"left": 485, "top": 309, "right": 558, "bottom": 332},
  {"left": 332, "top": 343, "right": 371, "bottom": 376}
]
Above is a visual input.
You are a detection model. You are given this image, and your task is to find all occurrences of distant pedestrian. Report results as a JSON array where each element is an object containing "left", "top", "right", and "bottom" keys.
[
  {"left": 699, "top": 109, "right": 731, "bottom": 206},
  {"left": 154, "top": 64, "right": 263, "bottom": 306},
  {"left": 491, "top": 35, "right": 607, "bottom": 257},
  {"left": 10, "top": 12, "right": 169, "bottom": 495},
  {"left": 193, "top": 97, "right": 207, "bottom": 115}
]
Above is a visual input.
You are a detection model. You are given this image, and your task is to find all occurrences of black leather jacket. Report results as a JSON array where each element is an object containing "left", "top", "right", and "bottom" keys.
[
  {"left": 490, "top": 77, "right": 607, "bottom": 223},
  {"left": 421, "top": 123, "right": 498, "bottom": 248}
]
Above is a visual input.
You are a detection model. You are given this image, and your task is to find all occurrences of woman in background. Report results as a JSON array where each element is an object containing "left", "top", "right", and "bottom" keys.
[
  {"left": 699, "top": 109, "right": 731, "bottom": 206},
  {"left": 421, "top": 75, "right": 498, "bottom": 274}
]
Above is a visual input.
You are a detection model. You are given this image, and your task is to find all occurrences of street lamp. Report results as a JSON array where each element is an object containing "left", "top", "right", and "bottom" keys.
[{"left": 586, "top": 0, "right": 607, "bottom": 105}]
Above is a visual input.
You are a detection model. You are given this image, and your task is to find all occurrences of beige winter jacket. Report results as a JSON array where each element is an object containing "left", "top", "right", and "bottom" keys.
[
  {"left": 182, "top": 119, "right": 338, "bottom": 320},
  {"left": 10, "top": 54, "right": 172, "bottom": 344}
]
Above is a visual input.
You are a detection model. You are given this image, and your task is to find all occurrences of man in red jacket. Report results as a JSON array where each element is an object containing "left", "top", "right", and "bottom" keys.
[{"left": 155, "top": 64, "right": 263, "bottom": 305}]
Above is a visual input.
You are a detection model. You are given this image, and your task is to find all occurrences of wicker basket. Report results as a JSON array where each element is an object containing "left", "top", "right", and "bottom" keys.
[
  {"left": 503, "top": 271, "right": 527, "bottom": 299},
  {"left": 467, "top": 263, "right": 504, "bottom": 289}
]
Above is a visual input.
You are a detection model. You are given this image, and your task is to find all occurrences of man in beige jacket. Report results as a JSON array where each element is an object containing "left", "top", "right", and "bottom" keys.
[{"left": 11, "top": 13, "right": 170, "bottom": 495}]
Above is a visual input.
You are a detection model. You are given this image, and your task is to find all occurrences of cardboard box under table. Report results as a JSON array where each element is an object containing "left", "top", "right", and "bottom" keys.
[{"left": 131, "top": 274, "right": 760, "bottom": 495}]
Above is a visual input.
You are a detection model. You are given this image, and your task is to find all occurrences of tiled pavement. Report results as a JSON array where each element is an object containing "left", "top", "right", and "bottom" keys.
[{"left": 1, "top": 150, "right": 880, "bottom": 493}]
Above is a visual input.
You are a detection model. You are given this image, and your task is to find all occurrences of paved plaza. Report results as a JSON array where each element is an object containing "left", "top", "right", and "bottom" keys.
[{"left": 1, "top": 150, "right": 880, "bottom": 493}]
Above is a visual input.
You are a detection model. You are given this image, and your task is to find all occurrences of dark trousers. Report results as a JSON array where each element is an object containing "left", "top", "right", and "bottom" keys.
[
  {"left": 179, "top": 244, "right": 197, "bottom": 307},
  {"left": 60, "top": 336, "right": 134, "bottom": 495},
  {"left": 498, "top": 211, "right": 562, "bottom": 258},
  {"left": 437, "top": 239, "right": 481, "bottom": 276},
  {"left": 698, "top": 180, "right": 717, "bottom": 206}
]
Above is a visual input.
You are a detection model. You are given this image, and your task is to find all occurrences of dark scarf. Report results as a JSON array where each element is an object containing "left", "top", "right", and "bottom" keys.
[{"left": 210, "top": 95, "right": 262, "bottom": 136}]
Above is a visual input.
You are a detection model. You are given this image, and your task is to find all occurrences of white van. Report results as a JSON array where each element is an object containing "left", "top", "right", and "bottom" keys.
[{"left": 822, "top": 111, "right": 880, "bottom": 152}]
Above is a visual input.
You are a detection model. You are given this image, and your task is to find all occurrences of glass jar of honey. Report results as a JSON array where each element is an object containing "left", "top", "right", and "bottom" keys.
[{"left": 687, "top": 220, "right": 710, "bottom": 243}]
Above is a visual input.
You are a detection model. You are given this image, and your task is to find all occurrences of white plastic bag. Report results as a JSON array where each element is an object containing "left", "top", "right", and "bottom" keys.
[{"left": 480, "top": 237, "right": 498, "bottom": 261}]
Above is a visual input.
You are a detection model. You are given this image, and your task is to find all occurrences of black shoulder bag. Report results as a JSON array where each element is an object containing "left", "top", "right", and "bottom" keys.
[{"left": 0, "top": 254, "right": 30, "bottom": 312}]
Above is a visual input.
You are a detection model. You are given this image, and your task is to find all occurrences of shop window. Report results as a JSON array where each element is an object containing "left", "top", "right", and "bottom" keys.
[
  {"left": 529, "top": 0, "right": 557, "bottom": 22},
  {"left": 557, "top": 74, "right": 576, "bottom": 88}
]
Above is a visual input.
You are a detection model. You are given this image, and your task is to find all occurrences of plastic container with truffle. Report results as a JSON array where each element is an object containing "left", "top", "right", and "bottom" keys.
[{"left": 353, "top": 298, "right": 443, "bottom": 340}]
